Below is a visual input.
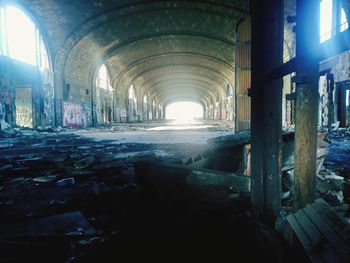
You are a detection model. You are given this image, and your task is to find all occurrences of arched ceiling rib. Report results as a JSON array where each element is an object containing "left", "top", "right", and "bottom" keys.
[
  {"left": 112, "top": 60, "right": 234, "bottom": 102},
  {"left": 19, "top": 0, "right": 249, "bottom": 106},
  {"left": 164, "top": 97, "right": 206, "bottom": 109},
  {"left": 136, "top": 76, "right": 225, "bottom": 104},
  {"left": 150, "top": 86, "right": 214, "bottom": 106}
]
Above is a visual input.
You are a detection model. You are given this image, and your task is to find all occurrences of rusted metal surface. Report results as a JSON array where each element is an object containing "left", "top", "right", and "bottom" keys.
[
  {"left": 236, "top": 95, "right": 251, "bottom": 131},
  {"left": 236, "top": 17, "right": 252, "bottom": 132},
  {"left": 237, "top": 17, "right": 251, "bottom": 41},
  {"left": 236, "top": 45, "right": 251, "bottom": 68}
]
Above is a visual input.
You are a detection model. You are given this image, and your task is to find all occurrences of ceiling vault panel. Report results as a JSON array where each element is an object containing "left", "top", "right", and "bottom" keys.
[{"left": 18, "top": 0, "right": 249, "bottom": 107}]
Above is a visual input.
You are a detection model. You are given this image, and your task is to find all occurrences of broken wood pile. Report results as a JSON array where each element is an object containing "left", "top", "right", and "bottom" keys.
[
  {"left": 206, "top": 130, "right": 295, "bottom": 173},
  {"left": 205, "top": 129, "right": 350, "bottom": 220},
  {"left": 317, "top": 129, "right": 350, "bottom": 206},
  {"left": 285, "top": 198, "right": 350, "bottom": 263}
]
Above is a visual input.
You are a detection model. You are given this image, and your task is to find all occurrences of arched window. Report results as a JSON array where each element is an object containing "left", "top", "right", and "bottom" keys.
[
  {"left": 128, "top": 84, "right": 137, "bottom": 114},
  {"left": 96, "top": 64, "right": 111, "bottom": 90},
  {"left": 320, "top": 0, "right": 349, "bottom": 42},
  {"left": 128, "top": 84, "right": 135, "bottom": 99},
  {"left": 341, "top": 8, "right": 349, "bottom": 32},
  {"left": 0, "top": 5, "right": 49, "bottom": 68},
  {"left": 226, "top": 84, "right": 232, "bottom": 97},
  {"left": 320, "top": 0, "right": 333, "bottom": 42}
]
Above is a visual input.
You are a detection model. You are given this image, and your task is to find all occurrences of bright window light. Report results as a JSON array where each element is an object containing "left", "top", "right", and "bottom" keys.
[
  {"left": 166, "top": 102, "right": 203, "bottom": 121},
  {"left": 38, "top": 36, "right": 49, "bottom": 69},
  {"left": 96, "top": 64, "right": 109, "bottom": 89},
  {"left": 128, "top": 84, "right": 135, "bottom": 99},
  {"left": 341, "top": 8, "right": 349, "bottom": 32},
  {"left": 0, "top": 5, "right": 50, "bottom": 68},
  {"left": 320, "top": 0, "right": 333, "bottom": 42},
  {"left": 0, "top": 7, "right": 6, "bottom": 55},
  {"left": 6, "top": 6, "right": 36, "bottom": 65}
]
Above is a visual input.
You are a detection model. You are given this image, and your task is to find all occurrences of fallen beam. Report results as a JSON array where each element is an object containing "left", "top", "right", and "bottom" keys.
[{"left": 135, "top": 161, "right": 250, "bottom": 205}]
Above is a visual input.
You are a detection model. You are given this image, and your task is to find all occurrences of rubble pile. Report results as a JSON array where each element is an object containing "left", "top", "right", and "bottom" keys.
[
  {"left": 319, "top": 129, "right": 350, "bottom": 207},
  {"left": 0, "top": 127, "right": 264, "bottom": 262},
  {"left": 0, "top": 128, "right": 192, "bottom": 261}
]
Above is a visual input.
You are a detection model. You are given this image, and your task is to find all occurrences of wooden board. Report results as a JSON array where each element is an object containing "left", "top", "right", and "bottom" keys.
[{"left": 286, "top": 198, "right": 350, "bottom": 263}]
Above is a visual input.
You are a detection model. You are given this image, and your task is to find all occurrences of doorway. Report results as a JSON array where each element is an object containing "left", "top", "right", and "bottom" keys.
[{"left": 15, "top": 86, "right": 33, "bottom": 128}]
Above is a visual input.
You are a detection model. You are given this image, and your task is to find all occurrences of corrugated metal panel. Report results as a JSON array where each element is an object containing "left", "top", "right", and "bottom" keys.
[
  {"left": 237, "top": 17, "right": 251, "bottom": 42},
  {"left": 236, "top": 44, "right": 251, "bottom": 68},
  {"left": 237, "top": 95, "right": 251, "bottom": 131},
  {"left": 237, "top": 70, "right": 251, "bottom": 94},
  {"left": 236, "top": 17, "right": 251, "bottom": 132}
]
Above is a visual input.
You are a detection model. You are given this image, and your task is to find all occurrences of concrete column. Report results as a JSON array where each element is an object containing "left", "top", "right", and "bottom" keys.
[{"left": 294, "top": 0, "right": 320, "bottom": 209}]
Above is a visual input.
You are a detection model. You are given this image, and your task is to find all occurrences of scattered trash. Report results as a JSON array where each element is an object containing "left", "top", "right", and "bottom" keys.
[
  {"left": 320, "top": 190, "right": 344, "bottom": 206},
  {"left": 281, "top": 191, "right": 290, "bottom": 200},
  {"left": 275, "top": 209, "right": 289, "bottom": 234},
  {"left": 33, "top": 175, "right": 58, "bottom": 183},
  {"left": 57, "top": 177, "right": 75, "bottom": 187},
  {"left": 332, "top": 121, "right": 340, "bottom": 130},
  {"left": 0, "top": 114, "right": 11, "bottom": 129}
]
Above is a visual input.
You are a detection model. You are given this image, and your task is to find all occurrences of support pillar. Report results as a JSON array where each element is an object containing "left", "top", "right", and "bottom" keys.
[
  {"left": 337, "top": 82, "right": 348, "bottom": 127},
  {"left": 327, "top": 73, "right": 334, "bottom": 130},
  {"left": 294, "top": 0, "right": 320, "bottom": 209},
  {"left": 251, "top": 0, "right": 284, "bottom": 220}
]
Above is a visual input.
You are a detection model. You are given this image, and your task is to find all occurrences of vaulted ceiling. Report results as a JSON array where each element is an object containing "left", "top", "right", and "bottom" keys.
[{"left": 20, "top": 0, "right": 249, "bottom": 107}]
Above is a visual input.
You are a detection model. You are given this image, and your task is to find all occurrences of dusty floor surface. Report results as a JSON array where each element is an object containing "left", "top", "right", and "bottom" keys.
[
  {"left": 1, "top": 121, "right": 350, "bottom": 262},
  {"left": 2, "top": 120, "right": 282, "bottom": 262},
  {"left": 71, "top": 119, "right": 235, "bottom": 144}
]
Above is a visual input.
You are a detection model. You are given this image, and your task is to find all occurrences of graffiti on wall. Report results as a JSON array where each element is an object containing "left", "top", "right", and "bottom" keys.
[
  {"left": 43, "top": 84, "right": 55, "bottom": 126},
  {"left": 84, "top": 103, "right": 92, "bottom": 126},
  {"left": 0, "top": 88, "right": 12, "bottom": 105},
  {"left": 63, "top": 101, "right": 87, "bottom": 128},
  {"left": 0, "top": 85, "right": 13, "bottom": 119},
  {"left": 15, "top": 87, "right": 33, "bottom": 128}
]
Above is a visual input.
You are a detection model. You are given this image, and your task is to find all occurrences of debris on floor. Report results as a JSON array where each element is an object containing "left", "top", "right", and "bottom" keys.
[
  {"left": 285, "top": 198, "right": 350, "bottom": 263},
  {"left": 0, "top": 125, "right": 269, "bottom": 262},
  {"left": 1, "top": 123, "right": 350, "bottom": 262}
]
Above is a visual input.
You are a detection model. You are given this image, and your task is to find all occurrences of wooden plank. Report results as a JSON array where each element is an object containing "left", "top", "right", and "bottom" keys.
[
  {"left": 263, "top": 52, "right": 340, "bottom": 84},
  {"left": 304, "top": 205, "right": 350, "bottom": 262},
  {"left": 287, "top": 214, "right": 325, "bottom": 263},
  {"left": 250, "top": 0, "right": 266, "bottom": 215},
  {"left": 262, "top": 0, "right": 283, "bottom": 219},
  {"left": 311, "top": 199, "right": 350, "bottom": 242},
  {"left": 295, "top": 210, "right": 340, "bottom": 263},
  {"left": 287, "top": 214, "right": 313, "bottom": 250}
]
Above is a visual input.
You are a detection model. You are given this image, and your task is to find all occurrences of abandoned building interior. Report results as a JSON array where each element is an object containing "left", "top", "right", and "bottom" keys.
[{"left": 1, "top": 0, "right": 350, "bottom": 261}]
